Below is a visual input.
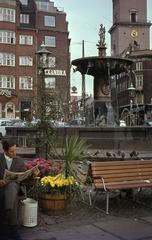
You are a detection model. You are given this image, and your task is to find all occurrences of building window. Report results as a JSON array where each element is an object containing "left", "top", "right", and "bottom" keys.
[
  {"left": 36, "top": 1, "right": 53, "bottom": 12},
  {"left": 0, "top": 53, "right": 15, "bottom": 66},
  {"left": 0, "top": 31, "right": 15, "bottom": 44},
  {"left": 5, "top": 102, "right": 15, "bottom": 118},
  {"left": 19, "top": 35, "right": 33, "bottom": 45},
  {"left": 45, "top": 36, "right": 56, "bottom": 47},
  {"left": 19, "top": 56, "right": 33, "bottom": 66},
  {"left": 19, "top": 76, "right": 33, "bottom": 90},
  {"left": 136, "top": 62, "right": 143, "bottom": 71},
  {"left": 45, "top": 77, "right": 55, "bottom": 89},
  {"left": 0, "top": 103, "right": 2, "bottom": 118},
  {"left": 48, "top": 56, "right": 56, "bottom": 68},
  {"left": 20, "top": 0, "right": 28, "bottom": 5},
  {"left": 20, "top": 14, "right": 29, "bottom": 24},
  {"left": 0, "top": 75, "right": 15, "bottom": 89},
  {"left": 136, "top": 75, "right": 143, "bottom": 88},
  {"left": 0, "top": 8, "right": 15, "bottom": 23},
  {"left": 130, "top": 9, "right": 137, "bottom": 23},
  {"left": 44, "top": 16, "right": 55, "bottom": 27}
]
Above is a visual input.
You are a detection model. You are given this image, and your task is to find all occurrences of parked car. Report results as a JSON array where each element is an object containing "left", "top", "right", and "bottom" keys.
[
  {"left": 68, "top": 119, "right": 85, "bottom": 127},
  {"left": 143, "top": 120, "right": 152, "bottom": 126},
  {"left": 0, "top": 118, "right": 12, "bottom": 137},
  {"left": 119, "top": 120, "right": 126, "bottom": 127}
]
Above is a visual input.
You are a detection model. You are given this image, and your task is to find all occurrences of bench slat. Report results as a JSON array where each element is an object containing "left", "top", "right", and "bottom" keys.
[
  {"left": 89, "top": 160, "right": 152, "bottom": 191},
  {"left": 91, "top": 160, "right": 152, "bottom": 167}
]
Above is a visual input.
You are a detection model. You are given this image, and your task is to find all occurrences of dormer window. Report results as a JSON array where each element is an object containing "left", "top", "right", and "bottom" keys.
[
  {"left": 20, "top": 0, "right": 28, "bottom": 5},
  {"left": 130, "top": 9, "right": 137, "bottom": 23}
]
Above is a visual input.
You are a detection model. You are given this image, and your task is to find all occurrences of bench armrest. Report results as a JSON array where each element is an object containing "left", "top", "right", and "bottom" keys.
[{"left": 95, "top": 176, "right": 107, "bottom": 191}]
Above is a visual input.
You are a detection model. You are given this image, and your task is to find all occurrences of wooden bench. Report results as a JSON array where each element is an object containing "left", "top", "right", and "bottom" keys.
[{"left": 88, "top": 160, "right": 152, "bottom": 214}]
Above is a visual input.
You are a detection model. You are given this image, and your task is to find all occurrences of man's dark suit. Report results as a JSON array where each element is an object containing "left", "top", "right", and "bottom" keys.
[{"left": 0, "top": 153, "right": 25, "bottom": 225}]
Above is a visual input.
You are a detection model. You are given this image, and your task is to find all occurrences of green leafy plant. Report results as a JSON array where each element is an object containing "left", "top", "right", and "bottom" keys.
[{"left": 62, "top": 136, "right": 89, "bottom": 178}]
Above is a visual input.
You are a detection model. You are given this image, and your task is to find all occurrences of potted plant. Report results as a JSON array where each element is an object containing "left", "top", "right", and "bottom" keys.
[
  {"left": 24, "top": 158, "right": 63, "bottom": 197},
  {"left": 37, "top": 174, "right": 77, "bottom": 210},
  {"left": 25, "top": 136, "right": 89, "bottom": 211}
]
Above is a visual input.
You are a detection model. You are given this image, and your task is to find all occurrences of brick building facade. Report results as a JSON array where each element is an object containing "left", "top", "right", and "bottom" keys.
[
  {"left": 110, "top": 0, "right": 152, "bottom": 125},
  {"left": 0, "top": 0, "right": 70, "bottom": 120}
]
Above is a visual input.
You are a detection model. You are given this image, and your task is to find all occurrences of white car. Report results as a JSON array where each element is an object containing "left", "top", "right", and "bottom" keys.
[
  {"left": 119, "top": 120, "right": 126, "bottom": 127},
  {"left": 0, "top": 119, "right": 12, "bottom": 137}
]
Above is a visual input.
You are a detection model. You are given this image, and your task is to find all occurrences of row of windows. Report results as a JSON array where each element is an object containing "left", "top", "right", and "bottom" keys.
[
  {"left": 0, "top": 32, "right": 56, "bottom": 47},
  {"left": 20, "top": 13, "right": 56, "bottom": 26},
  {"left": 117, "top": 74, "right": 143, "bottom": 93},
  {"left": 0, "top": 7, "right": 56, "bottom": 27},
  {"left": 0, "top": 53, "right": 56, "bottom": 67},
  {"left": 0, "top": 75, "right": 56, "bottom": 90}
]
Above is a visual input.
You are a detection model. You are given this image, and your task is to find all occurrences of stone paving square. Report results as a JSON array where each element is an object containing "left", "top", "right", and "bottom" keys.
[{"left": 95, "top": 217, "right": 152, "bottom": 240}]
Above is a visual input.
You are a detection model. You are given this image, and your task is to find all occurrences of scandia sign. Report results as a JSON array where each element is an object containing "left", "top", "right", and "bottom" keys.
[{"left": 44, "top": 69, "right": 66, "bottom": 76}]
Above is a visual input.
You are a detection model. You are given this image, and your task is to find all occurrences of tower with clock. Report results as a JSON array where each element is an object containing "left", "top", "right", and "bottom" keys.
[{"left": 109, "top": 0, "right": 151, "bottom": 56}]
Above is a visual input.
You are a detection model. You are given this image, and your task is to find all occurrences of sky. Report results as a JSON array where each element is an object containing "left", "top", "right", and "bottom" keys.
[{"left": 53, "top": 0, "right": 152, "bottom": 96}]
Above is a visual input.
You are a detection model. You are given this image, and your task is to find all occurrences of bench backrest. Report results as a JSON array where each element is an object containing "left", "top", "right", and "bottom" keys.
[{"left": 89, "top": 160, "right": 152, "bottom": 188}]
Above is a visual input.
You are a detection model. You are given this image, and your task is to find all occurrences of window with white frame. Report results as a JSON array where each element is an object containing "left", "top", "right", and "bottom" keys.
[
  {"left": 19, "top": 56, "right": 33, "bottom": 66},
  {"left": 19, "top": 35, "right": 33, "bottom": 45},
  {"left": 0, "top": 75, "right": 15, "bottom": 89},
  {"left": 45, "top": 36, "right": 56, "bottom": 47},
  {"left": 45, "top": 77, "right": 55, "bottom": 89},
  {"left": 20, "top": 14, "right": 29, "bottom": 24},
  {"left": 44, "top": 16, "right": 55, "bottom": 27},
  {"left": 130, "top": 10, "right": 137, "bottom": 23},
  {"left": 5, "top": 102, "right": 15, "bottom": 118},
  {"left": 20, "top": 0, "right": 28, "bottom": 5},
  {"left": 0, "top": 103, "right": 2, "bottom": 118},
  {"left": 0, "top": 53, "right": 15, "bottom": 66},
  {"left": 136, "top": 75, "right": 143, "bottom": 88},
  {"left": 136, "top": 62, "right": 143, "bottom": 71},
  {"left": 19, "top": 76, "right": 33, "bottom": 90},
  {"left": 0, "top": 8, "right": 15, "bottom": 23},
  {"left": 0, "top": 31, "right": 15, "bottom": 44},
  {"left": 36, "top": 1, "right": 51, "bottom": 12}
]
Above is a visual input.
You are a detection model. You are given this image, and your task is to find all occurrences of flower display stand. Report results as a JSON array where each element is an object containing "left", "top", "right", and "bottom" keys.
[{"left": 39, "top": 194, "right": 67, "bottom": 210}]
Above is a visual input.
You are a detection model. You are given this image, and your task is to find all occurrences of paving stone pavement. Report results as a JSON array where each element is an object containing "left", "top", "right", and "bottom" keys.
[{"left": 20, "top": 189, "right": 152, "bottom": 240}]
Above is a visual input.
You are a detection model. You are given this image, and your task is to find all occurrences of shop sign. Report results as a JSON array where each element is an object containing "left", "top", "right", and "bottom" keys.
[{"left": 44, "top": 69, "right": 66, "bottom": 76}]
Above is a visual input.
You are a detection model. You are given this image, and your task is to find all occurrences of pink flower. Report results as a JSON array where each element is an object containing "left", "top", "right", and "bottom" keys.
[{"left": 24, "top": 158, "right": 63, "bottom": 177}]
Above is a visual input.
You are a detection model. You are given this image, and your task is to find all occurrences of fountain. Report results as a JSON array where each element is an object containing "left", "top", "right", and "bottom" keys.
[{"left": 72, "top": 24, "right": 133, "bottom": 126}]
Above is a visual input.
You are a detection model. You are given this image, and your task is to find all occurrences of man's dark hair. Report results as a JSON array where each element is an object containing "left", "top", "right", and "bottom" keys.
[{"left": 2, "top": 138, "right": 16, "bottom": 151}]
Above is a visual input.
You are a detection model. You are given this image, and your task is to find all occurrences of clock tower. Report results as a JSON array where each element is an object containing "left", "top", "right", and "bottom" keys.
[{"left": 109, "top": 0, "right": 151, "bottom": 56}]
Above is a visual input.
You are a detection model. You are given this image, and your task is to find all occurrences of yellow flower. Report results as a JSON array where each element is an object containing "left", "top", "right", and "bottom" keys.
[{"left": 40, "top": 174, "right": 76, "bottom": 189}]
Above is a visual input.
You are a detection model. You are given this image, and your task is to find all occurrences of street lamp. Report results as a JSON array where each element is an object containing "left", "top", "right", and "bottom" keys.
[
  {"left": 36, "top": 42, "right": 51, "bottom": 118},
  {"left": 37, "top": 42, "right": 51, "bottom": 69},
  {"left": 36, "top": 42, "right": 51, "bottom": 159},
  {"left": 128, "top": 82, "right": 136, "bottom": 126}
]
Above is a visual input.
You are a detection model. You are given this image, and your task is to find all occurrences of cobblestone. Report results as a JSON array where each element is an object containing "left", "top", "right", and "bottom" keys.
[{"left": 20, "top": 189, "right": 152, "bottom": 240}]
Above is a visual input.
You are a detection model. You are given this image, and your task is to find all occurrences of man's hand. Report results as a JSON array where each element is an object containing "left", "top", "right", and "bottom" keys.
[{"left": 0, "top": 179, "right": 7, "bottom": 188}]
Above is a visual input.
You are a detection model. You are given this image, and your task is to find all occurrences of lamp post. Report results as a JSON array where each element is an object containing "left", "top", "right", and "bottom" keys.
[
  {"left": 128, "top": 82, "right": 136, "bottom": 126},
  {"left": 36, "top": 42, "right": 51, "bottom": 119},
  {"left": 36, "top": 42, "right": 52, "bottom": 159}
]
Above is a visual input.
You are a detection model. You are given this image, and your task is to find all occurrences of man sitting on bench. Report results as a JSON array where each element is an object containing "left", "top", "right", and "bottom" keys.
[{"left": 0, "top": 138, "right": 26, "bottom": 240}]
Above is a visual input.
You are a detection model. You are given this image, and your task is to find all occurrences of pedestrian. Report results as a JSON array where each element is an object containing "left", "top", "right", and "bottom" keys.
[{"left": 0, "top": 138, "right": 26, "bottom": 240}]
